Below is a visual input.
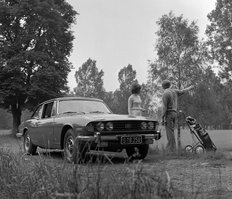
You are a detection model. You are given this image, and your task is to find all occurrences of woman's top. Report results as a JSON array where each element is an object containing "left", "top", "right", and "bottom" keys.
[{"left": 128, "top": 94, "right": 143, "bottom": 116}]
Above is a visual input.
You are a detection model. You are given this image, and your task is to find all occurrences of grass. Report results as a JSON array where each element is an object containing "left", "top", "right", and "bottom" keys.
[
  {"left": 1, "top": 131, "right": 232, "bottom": 198},
  {"left": 0, "top": 148, "right": 175, "bottom": 199}
]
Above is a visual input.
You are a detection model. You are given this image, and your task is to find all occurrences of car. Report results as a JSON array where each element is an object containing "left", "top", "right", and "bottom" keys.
[{"left": 18, "top": 97, "right": 161, "bottom": 163}]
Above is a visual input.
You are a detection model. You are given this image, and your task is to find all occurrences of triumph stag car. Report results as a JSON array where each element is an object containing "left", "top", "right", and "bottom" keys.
[{"left": 18, "top": 97, "right": 161, "bottom": 163}]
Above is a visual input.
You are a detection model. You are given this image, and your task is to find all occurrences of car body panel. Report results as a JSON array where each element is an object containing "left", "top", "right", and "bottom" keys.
[{"left": 18, "top": 97, "right": 161, "bottom": 151}]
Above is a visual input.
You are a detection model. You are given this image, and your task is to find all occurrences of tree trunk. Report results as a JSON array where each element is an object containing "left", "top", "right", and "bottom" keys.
[
  {"left": 177, "top": 116, "right": 181, "bottom": 151},
  {"left": 177, "top": 76, "right": 182, "bottom": 151},
  {"left": 11, "top": 104, "right": 22, "bottom": 136}
]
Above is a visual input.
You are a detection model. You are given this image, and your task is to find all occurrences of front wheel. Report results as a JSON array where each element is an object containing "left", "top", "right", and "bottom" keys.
[
  {"left": 63, "top": 129, "right": 87, "bottom": 164},
  {"left": 184, "top": 145, "right": 193, "bottom": 154},
  {"left": 126, "top": 144, "right": 149, "bottom": 160},
  {"left": 24, "top": 131, "right": 37, "bottom": 155}
]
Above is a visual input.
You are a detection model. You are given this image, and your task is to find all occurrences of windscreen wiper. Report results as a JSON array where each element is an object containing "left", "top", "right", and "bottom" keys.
[
  {"left": 89, "top": 111, "right": 105, "bottom": 114},
  {"left": 61, "top": 111, "right": 85, "bottom": 114}
]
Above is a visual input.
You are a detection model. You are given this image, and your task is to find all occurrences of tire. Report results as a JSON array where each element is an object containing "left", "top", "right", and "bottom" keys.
[
  {"left": 24, "top": 131, "right": 37, "bottom": 155},
  {"left": 63, "top": 129, "right": 87, "bottom": 164},
  {"left": 126, "top": 144, "right": 149, "bottom": 160},
  {"left": 184, "top": 145, "right": 193, "bottom": 154},
  {"left": 195, "top": 145, "right": 205, "bottom": 154}
]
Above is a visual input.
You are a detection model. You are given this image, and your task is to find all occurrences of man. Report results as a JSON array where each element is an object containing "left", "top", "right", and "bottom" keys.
[{"left": 161, "top": 80, "right": 194, "bottom": 153}]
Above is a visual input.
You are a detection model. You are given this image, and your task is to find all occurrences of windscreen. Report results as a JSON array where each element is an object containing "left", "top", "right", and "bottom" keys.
[{"left": 58, "top": 99, "right": 112, "bottom": 114}]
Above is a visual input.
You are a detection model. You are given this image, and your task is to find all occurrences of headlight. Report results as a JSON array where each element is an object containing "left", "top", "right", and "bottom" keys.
[
  {"left": 96, "top": 122, "right": 104, "bottom": 131},
  {"left": 86, "top": 123, "right": 94, "bottom": 132},
  {"left": 148, "top": 122, "right": 154, "bottom": 130},
  {"left": 140, "top": 122, "right": 147, "bottom": 130},
  {"left": 105, "top": 122, "right": 113, "bottom": 131}
]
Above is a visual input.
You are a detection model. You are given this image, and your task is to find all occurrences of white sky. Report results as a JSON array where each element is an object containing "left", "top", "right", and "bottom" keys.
[{"left": 66, "top": 0, "right": 216, "bottom": 92}]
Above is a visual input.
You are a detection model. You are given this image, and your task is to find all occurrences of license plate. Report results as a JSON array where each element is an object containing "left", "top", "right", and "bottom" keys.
[{"left": 121, "top": 136, "right": 142, "bottom": 145}]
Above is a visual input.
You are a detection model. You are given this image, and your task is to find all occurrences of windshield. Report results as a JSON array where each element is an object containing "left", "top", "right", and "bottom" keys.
[{"left": 58, "top": 99, "right": 112, "bottom": 114}]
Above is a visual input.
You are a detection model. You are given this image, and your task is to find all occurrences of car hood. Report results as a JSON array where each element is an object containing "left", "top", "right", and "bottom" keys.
[{"left": 81, "top": 113, "right": 150, "bottom": 121}]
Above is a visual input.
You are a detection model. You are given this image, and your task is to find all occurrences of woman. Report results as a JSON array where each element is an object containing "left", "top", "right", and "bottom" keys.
[{"left": 128, "top": 83, "right": 144, "bottom": 116}]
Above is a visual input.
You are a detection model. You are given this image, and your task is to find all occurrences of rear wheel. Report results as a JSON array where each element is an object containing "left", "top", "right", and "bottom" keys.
[
  {"left": 63, "top": 129, "right": 87, "bottom": 164},
  {"left": 126, "top": 144, "right": 149, "bottom": 160},
  {"left": 24, "top": 131, "right": 37, "bottom": 155},
  {"left": 195, "top": 145, "right": 204, "bottom": 154}
]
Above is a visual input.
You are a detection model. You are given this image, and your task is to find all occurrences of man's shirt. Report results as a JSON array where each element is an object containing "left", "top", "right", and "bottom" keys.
[{"left": 162, "top": 88, "right": 184, "bottom": 117}]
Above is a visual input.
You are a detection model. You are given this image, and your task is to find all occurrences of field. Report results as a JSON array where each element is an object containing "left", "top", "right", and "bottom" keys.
[
  {"left": 156, "top": 127, "right": 232, "bottom": 151},
  {"left": 1, "top": 129, "right": 232, "bottom": 199}
]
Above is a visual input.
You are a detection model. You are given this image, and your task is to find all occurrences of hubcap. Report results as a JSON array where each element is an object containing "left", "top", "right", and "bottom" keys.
[
  {"left": 65, "top": 136, "right": 74, "bottom": 158},
  {"left": 24, "top": 135, "right": 30, "bottom": 151}
]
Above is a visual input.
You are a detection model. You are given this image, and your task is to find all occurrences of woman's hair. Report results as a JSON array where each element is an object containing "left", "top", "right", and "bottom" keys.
[
  {"left": 162, "top": 80, "right": 171, "bottom": 89},
  {"left": 131, "top": 83, "right": 141, "bottom": 94}
]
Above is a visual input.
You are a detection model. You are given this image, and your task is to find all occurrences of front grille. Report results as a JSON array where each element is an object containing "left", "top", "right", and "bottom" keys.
[
  {"left": 92, "top": 120, "right": 158, "bottom": 135},
  {"left": 110, "top": 121, "right": 141, "bottom": 131}
]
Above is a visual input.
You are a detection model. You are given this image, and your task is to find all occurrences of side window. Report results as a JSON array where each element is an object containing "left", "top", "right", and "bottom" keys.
[
  {"left": 51, "top": 101, "right": 57, "bottom": 116},
  {"left": 31, "top": 105, "right": 43, "bottom": 119},
  {"left": 42, "top": 102, "right": 54, "bottom": 119}
]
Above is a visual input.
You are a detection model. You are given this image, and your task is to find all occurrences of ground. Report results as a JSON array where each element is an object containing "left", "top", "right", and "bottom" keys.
[{"left": 1, "top": 129, "right": 232, "bottom": 198}]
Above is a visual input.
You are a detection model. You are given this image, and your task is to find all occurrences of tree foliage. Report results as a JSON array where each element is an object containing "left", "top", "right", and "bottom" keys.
[
  {"left": 102, "top": 91, "right": 116, "bottom": 113},
  {"left": 206, "top": 0, "right": 232, "bottom": 81},
  {"left": 206, "top": 0, "right": 232, "bottom": 128},
  {"left": 181, "top": 67, "right": 225, "bottom": 128},
  {"left": 74, "top": 58, "right": 105, "bottom": 98},
  {"left": 113, "top": 64, "right": 138, "bottom": 114},
  {"left": 0, "top": 0, "right": 77, "bottom": 133},
  {"left": 151, "top": 12, "right": 206, "bottom": 88}
]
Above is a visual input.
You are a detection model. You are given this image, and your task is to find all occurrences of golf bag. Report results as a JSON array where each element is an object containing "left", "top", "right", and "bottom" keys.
[{"left": 185, "top": 116, "right": 217, "bottom": 153}]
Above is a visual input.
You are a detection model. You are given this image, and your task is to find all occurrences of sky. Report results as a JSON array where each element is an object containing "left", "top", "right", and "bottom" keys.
[{"left": 66, "top": 0, "right": 216, "bottom": 92}]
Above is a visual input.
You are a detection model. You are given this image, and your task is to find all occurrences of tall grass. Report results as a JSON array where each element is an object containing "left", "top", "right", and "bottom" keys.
[
  {"left": 0, "top": 148, "right": 187, "bottom": 199},
  {"left": 0, "top": 148, "right": 232, "bottom": 199}
]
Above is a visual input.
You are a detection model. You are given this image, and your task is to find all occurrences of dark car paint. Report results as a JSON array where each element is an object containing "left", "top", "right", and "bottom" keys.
[{"left": 19, "top": 97, "right": 159, "bottom": 150}]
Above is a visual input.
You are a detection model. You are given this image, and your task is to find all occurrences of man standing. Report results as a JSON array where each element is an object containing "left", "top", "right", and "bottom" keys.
[{"left": 161, "top": 80, "right": 194, "bottom": 153}]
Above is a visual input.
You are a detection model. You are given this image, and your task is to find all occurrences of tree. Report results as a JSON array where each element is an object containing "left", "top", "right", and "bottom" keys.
[
  {"left": 183, "top": 67, "right": 224, "bottom": 128},
  {"left": 113, "top": 64, "right": 137, "bottom": 114},
  {"left": 0, "top": 0, "right": 77, "bottom": 134},
  {"left": 74, "top": 58, "right": 105, "bottom": 98},
  {"left": 154, "top": 12, "right": 206, "bottom": 87},
  {"left": 102, "top": 91, "right": 117, "bottom": 113},
  {"left": 206, "top": 0, "right": 232, "bottom": 81},
  {"left": 206, "top": 0, "right": 232, "bottom": 128},
  {"left": 149, "top": 12, "right": 207, "bottom": 148}
]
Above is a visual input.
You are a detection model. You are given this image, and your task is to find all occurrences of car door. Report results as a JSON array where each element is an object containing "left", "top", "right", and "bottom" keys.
[
  {"left": 28, "top": 104, "right": 44, "bottom": 145},
  {"left": 36, "top": 101, "right": 55, "bottom": 148}
]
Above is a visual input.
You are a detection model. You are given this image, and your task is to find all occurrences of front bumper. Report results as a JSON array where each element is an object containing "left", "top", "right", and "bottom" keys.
[{"left": 76, "top": 131, "right": 161, "bottom": 147}]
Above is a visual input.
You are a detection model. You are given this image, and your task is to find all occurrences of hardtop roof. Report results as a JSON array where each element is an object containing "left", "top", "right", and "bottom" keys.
[{"left": 38, "top": 96, "right": 103, "bottom": 106}]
